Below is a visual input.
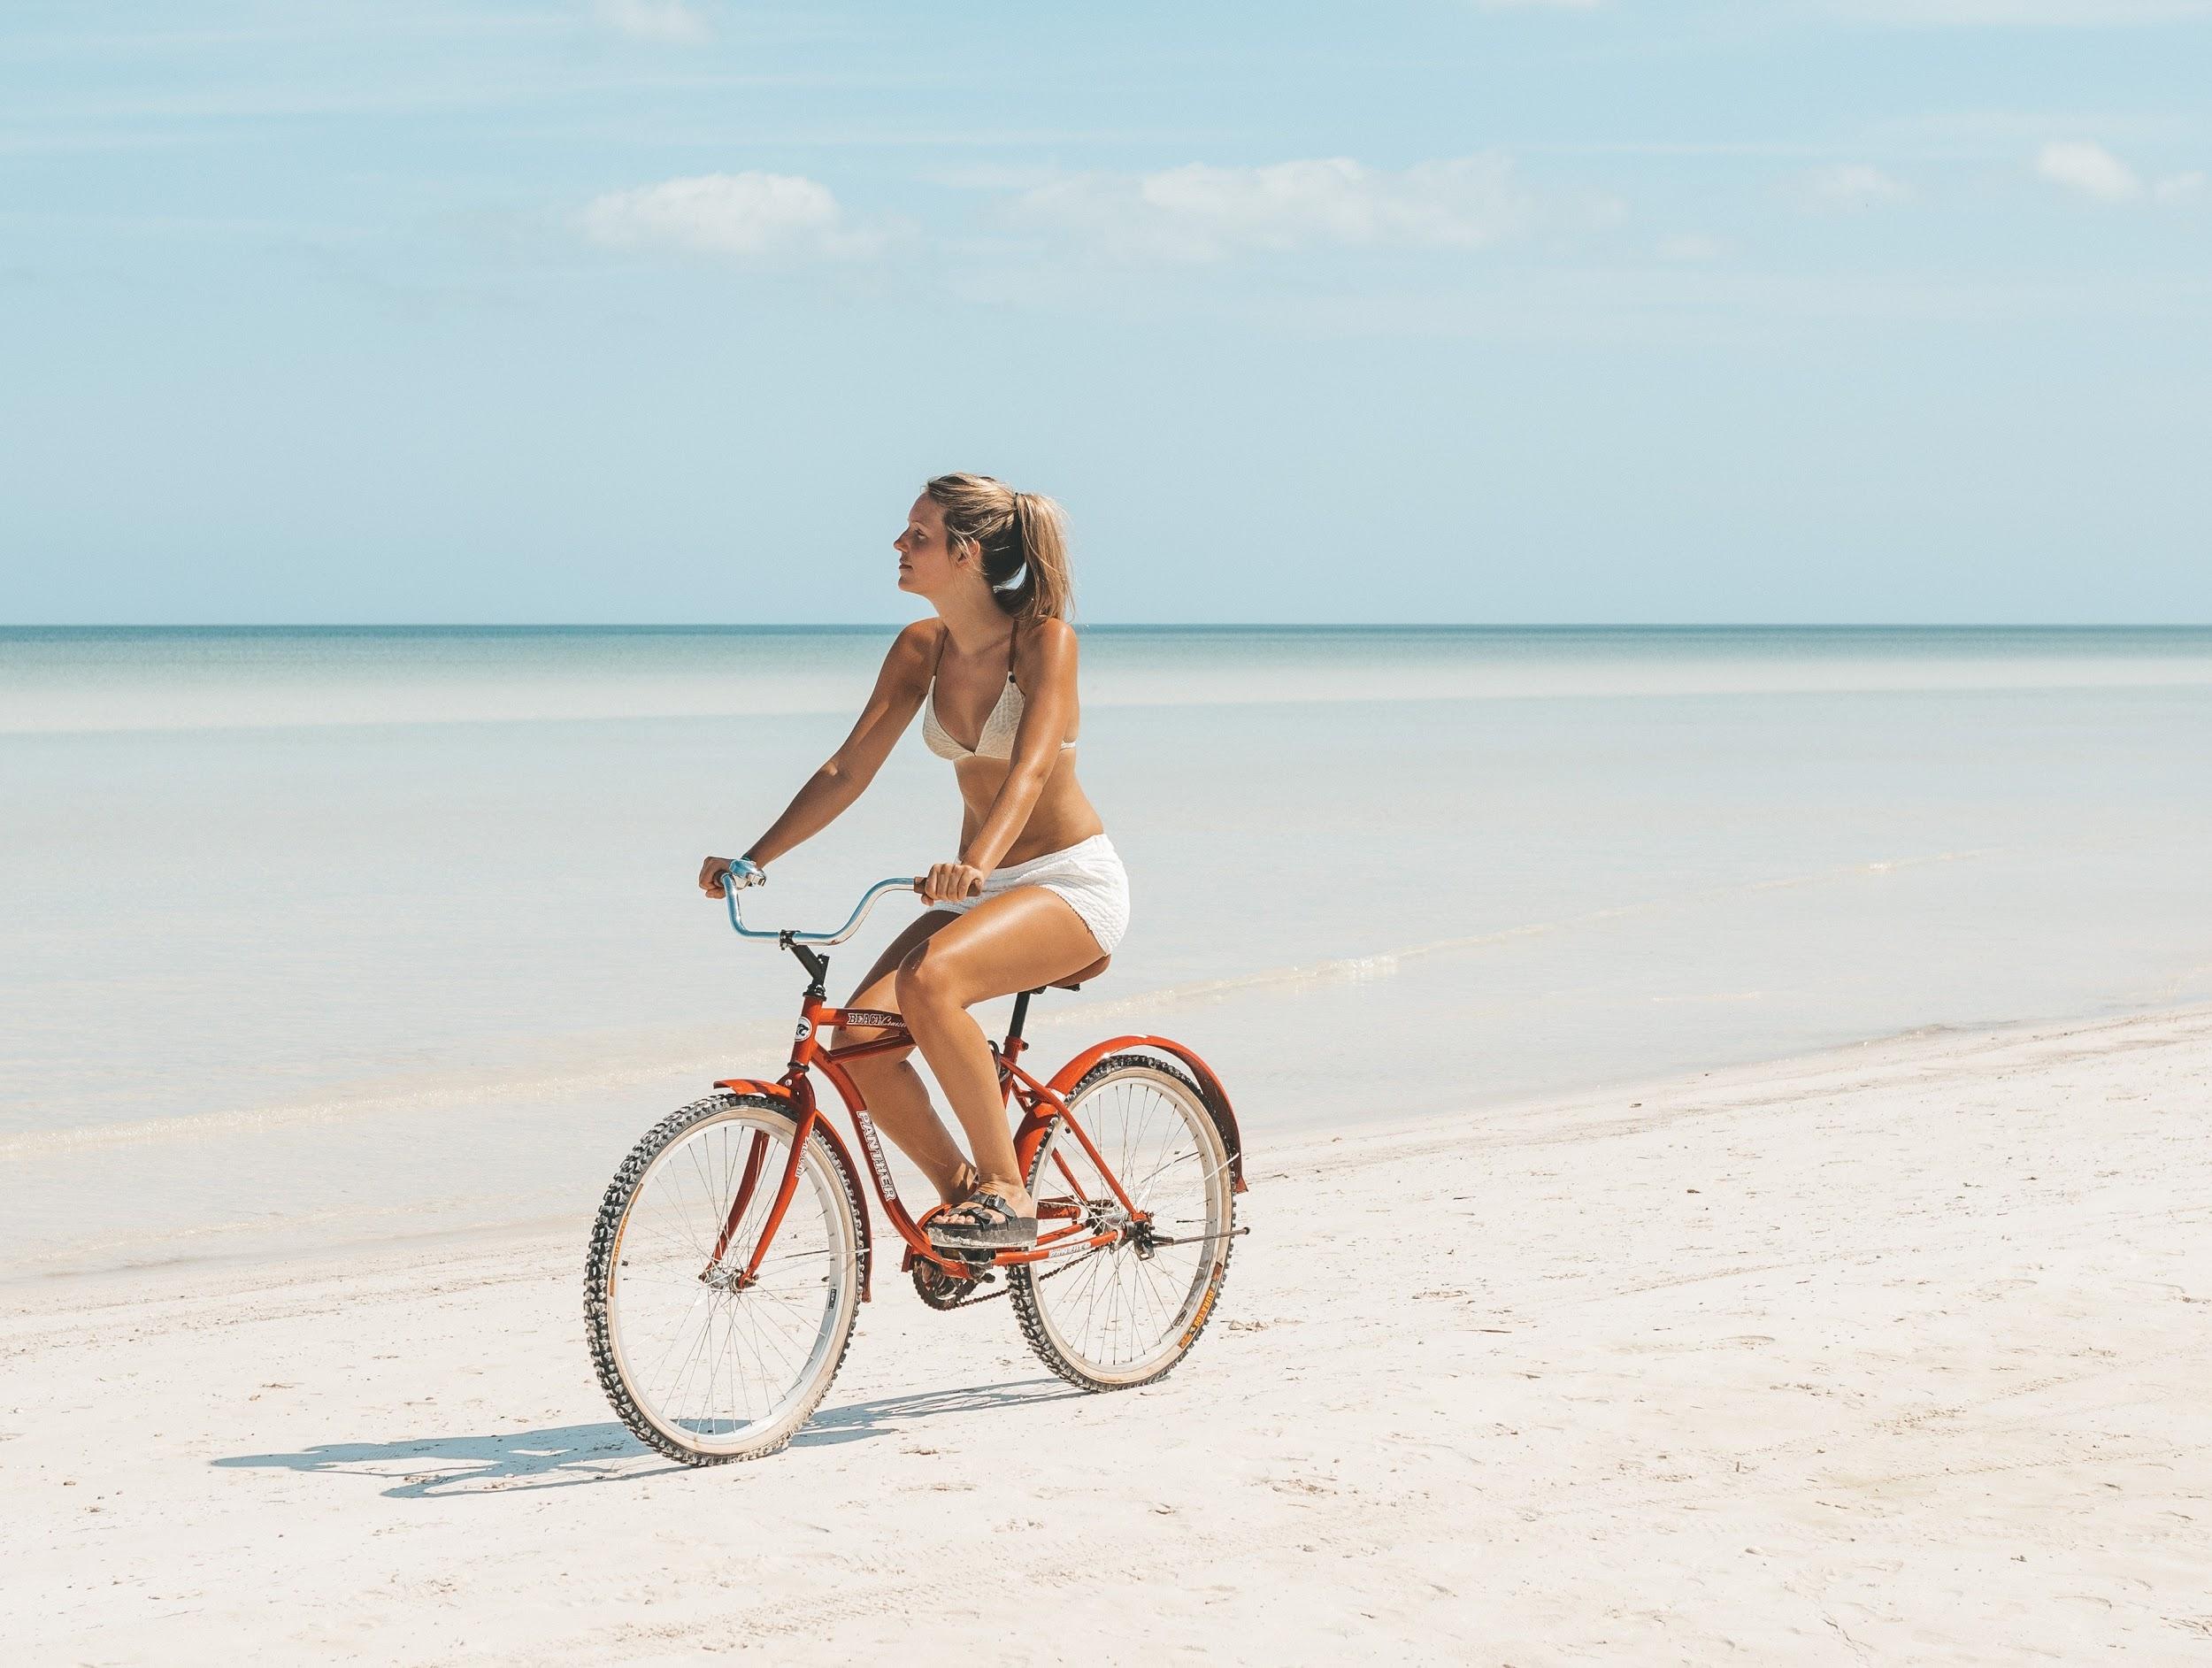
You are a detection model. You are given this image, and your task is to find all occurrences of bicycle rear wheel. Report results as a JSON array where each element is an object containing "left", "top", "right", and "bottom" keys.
[
  {"left": 585, "top": 1093, "right": 863, "bottom": 1464},
  {"left": 1012, "top": 1055, "right": 1236, "bottom": 1391}
]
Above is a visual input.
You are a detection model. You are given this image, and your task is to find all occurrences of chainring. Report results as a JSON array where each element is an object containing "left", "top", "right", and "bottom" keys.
[{"left": 910, "top": 1258, "right": 987, "bottom": 1311}]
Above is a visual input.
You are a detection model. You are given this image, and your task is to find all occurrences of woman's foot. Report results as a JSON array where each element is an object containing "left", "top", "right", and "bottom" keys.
[
  {"left": 927, "top": 1186, "right": 1037, "bottom": 1251},
  {"left": 934, "top": 1160, "right": 981, "bottom": 1211},
  {"left": 917, "top": 1164, "right": 979, "bottom": 1238}
]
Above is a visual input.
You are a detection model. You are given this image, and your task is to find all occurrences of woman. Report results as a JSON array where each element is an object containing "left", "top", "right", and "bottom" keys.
[{"left": 696, "top": 473, "right": 1127, "bottom": 1254}]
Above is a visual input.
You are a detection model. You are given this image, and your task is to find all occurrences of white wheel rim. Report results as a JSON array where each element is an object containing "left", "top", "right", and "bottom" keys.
[
  {"left": 606, "top": 1112, "right": 853, "bottom": 1455},
  {"left": 1028, "top": 1066, "right": 1230, "bottom": 1383}
]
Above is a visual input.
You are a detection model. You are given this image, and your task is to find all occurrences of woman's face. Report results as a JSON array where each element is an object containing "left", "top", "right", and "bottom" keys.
[{"left": 894, "top": 494, "right": 965, "bottom": 597}]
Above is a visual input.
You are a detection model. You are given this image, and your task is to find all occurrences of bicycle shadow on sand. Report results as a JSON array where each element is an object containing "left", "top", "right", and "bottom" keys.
[
  {"left": 211, "top": 1379, "right": 1082, "bottom": 1500},
  {"left": 211, "top": 1421, "right": 674, "bottom": 1499},
  {"left": 794, "top": 1376, "right": 1085, "bottom": 1449}
]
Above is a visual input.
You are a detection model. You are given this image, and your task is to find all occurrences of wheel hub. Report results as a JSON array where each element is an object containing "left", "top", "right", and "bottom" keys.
[{"left": 1084, "top": 1199, "right": 1154, "bottom": 1258}]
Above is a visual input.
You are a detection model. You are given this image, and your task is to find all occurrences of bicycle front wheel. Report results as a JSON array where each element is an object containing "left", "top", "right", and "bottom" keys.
[
  {"left": 1012, "top": 1055, "right": 1236, "bottom": 1391},
  {"left": 585, "top": 1093, "right": 863, "bottom": 1464}
]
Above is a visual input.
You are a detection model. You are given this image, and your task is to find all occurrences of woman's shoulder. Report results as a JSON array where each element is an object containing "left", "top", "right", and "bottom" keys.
[
  {"left": 1013, "top": 615, "right": 1078, "bottom": 669},
  {"left": 887, "top": 618, "right": 946, "bottom": 673}
]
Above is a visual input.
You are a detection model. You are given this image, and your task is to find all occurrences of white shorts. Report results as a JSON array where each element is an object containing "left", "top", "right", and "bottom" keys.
[{"left": 937, "top": 833, "right": 1130, "bottom": 955}]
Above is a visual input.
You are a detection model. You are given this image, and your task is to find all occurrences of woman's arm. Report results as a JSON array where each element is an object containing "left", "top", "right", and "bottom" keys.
[
  {"left": 959, "top": 619, "right": 1079, "bottom": 874},
  {"left": 696, "top": 622, "right": 935, "bottom": 895}
]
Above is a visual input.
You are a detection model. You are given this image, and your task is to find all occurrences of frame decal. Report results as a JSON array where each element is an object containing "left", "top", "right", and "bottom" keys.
[{"left": 851, "top": 1111, "right": 900, "bottom": 1202}]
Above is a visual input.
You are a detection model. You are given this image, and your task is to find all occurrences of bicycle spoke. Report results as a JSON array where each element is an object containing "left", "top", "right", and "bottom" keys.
[
  {"left": 1016, "top": 1060, "right": 1235, "bottom": 1384},
  {"left": 594, "top": 1103, "right": 858, "bottom": 1460}
]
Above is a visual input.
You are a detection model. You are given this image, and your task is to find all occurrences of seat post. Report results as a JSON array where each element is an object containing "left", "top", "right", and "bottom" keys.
[{"left": 1007, "top": 988, "right": 1033, "bottom": 1044}]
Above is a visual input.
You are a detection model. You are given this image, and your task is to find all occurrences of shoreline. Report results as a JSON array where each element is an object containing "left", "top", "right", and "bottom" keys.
[
  {"left": 8, "top": 1002, "right": 2209, "bottom": 1661},
  {"left": 10, "top": 994, "right": 2208, "bottom": 1304}
]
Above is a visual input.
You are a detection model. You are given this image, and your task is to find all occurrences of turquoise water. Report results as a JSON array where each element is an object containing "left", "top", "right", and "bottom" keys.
[{"left": 6, "top": 625, "right": 2210, "bottom": 1280}]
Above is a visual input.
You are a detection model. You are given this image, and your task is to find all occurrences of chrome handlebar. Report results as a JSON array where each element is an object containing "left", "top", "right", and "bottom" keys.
[{"left": 723, "top": 871, "right": 918, "bottom": 945}]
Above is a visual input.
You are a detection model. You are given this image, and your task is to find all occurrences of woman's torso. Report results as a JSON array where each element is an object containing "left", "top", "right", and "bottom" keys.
[{"left": 921, "top": 619, "right": 1103, "bottom": 868}]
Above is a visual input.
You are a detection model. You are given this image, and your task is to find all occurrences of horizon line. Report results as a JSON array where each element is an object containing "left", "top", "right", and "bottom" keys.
[{"left": 8, "top": 620, "right": 2212, "bottom": 633}]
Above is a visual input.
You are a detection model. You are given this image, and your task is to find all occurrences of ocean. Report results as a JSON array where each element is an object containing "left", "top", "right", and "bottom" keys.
[{"left": 6, "top": 624, "right": 2210, "bottom": 1283}]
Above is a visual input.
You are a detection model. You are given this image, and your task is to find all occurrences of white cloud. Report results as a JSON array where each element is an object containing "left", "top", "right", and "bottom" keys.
[
  {"left": 594, "top": 1, "right": 712, "bottom": 44},
  {"left": 2033, "top": 143, "right": 2212, "bottom": 207},
  {"left": 1872, "top": 109, "right": 2201, "bottom": 157},
  {"left": 1832, "top": 1, "right": 2212, "bottom": 22},
  {"left": 2035, "top": 140, "right": 2145, "bottom": 201},
  {"left": 580, "top": 173, "right": 881, "bottom": 262},
  {"left": 1655, "top": 233, "right": 1726, "bottom": 263},
  {"left": 1805, "top": 163, "right": 1915, "bottom": 209},
  {"left": 1011, "top": 155, "right": 1534, "bottom": 263}
]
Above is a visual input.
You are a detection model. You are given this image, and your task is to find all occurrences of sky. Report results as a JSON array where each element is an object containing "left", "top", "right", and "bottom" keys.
[{"left": 2, "top": 0, "right": 2208, "bottom": 625}]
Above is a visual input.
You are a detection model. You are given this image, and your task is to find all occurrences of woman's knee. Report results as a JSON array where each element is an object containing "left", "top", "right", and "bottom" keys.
[{"left": 895, "top": 944, "right": 963, "bottom": 1012}]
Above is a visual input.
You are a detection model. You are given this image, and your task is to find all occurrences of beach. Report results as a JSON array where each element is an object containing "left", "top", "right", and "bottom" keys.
[
  {"left": 9, "top": 625, "right": 2212, "bottom": 1285},
  {"left": 9, "top": 1003, "right": 2208, "bottom": 1664},
  {"left": 8, "top": 625, "right": 2211, "bottom": 1662}
]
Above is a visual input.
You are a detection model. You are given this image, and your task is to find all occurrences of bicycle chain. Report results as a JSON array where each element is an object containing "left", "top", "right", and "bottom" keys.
[{"left": 932, "top": 1243, "right": 1110, "bottom": 1310}]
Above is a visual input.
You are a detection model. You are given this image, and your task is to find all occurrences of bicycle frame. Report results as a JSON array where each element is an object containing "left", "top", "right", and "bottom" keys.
[{"left": 702, "top": 874, "right": 1245, "bottom": 1304}]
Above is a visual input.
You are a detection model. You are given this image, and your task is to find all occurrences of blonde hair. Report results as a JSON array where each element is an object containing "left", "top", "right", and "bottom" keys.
[{"left": 924, "top": 473, "right": 1072, "bottom": 624}]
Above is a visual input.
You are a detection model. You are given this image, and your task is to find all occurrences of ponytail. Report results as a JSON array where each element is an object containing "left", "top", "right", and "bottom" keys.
[{"left": 924, "top": 473, "right": 1072, "bottom": 624}]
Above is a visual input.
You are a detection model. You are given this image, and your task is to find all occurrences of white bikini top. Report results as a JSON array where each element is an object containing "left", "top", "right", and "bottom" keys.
[{"left": 920, "top": 627, "right": 1076, "bottom": 763}]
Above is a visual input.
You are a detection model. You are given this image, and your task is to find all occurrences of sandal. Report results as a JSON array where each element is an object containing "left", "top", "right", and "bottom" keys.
[
  {"left": 915, "top": 1164, "right": 985, "bottom": 1232},
  {"left": 926, "top": 1190, "right": 1038, "bottom": 1252}
]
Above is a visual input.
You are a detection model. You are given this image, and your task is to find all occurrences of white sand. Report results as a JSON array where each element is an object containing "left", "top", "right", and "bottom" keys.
[{"left": 6, "top": 1006, "right": 2210, "bottom": 1665}]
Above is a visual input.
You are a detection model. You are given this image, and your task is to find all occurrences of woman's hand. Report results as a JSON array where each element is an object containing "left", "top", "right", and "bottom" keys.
[
  {"left": 698, "top": 856, "right": 763, "bottom": 897},
  {"left": 916, "top": 862, "right": 986, "bottom": 905}
]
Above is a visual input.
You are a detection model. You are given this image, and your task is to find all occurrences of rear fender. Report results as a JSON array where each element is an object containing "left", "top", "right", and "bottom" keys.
[
  {"left": 1044, "top": 1036, "right": 1248, "bottom": 1195},
  {"left": 711, "top": 1076, "right": 874, "bottom": 1301}
]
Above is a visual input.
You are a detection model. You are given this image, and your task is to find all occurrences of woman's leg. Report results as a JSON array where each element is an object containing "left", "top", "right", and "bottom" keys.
[
  {"left": 895, "top": 886, "right": 1103, "bottom": 1218},
  {"left": 832, "top": 909, "right": 974, "bottom": 1205}
]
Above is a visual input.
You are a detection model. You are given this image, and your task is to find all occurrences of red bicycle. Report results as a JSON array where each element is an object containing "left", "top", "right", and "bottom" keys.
[{"left": 585, "top": 874, "right": 1248, "bottom": 1464}]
